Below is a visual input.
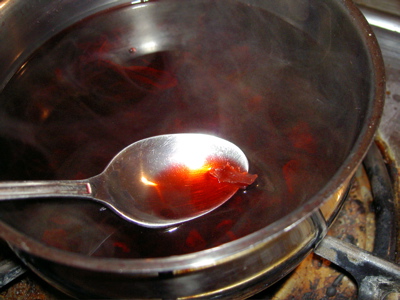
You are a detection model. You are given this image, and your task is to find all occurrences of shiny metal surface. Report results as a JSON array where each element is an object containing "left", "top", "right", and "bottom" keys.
[
  {"left": 0, "top": 133, "right": 249, "bottom": 227},
  {"left": 0, "top": 0, "right": 384, "bottom": 298},
  {"left": 252, "top": 6, "right": 400, "bottom": 298},
  {"left": 360, "top": 7, "right": 400, "bottom": 34},
  {"left": 355, "top": 0, "right": 400, "bottom": 17},
  {"left": 13, "top": 212, "right": 324, "bottom": 299}
]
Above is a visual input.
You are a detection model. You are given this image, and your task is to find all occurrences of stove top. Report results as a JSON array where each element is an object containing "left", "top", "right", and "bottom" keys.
[{"left": 0, "top": 2, "right": 399, "bottom": 300}]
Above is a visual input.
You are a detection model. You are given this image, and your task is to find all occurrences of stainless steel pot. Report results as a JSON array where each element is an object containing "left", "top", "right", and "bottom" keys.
[{"left": 0, "top": 0, "right": 384, "bottom": 298}]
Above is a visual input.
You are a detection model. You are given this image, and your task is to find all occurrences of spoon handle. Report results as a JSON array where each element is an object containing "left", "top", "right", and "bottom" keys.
[{"left": 0, "top": 180, "right": 92, "bottom": 200}]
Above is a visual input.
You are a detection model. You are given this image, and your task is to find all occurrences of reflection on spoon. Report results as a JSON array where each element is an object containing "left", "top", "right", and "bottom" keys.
[{"left": 0, "top": 133, "right": 257, "bottom": 228}]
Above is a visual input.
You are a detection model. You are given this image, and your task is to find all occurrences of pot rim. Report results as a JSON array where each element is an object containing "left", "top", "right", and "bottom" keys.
[{"left": 0, "top": 0, "right": 385, "bottom": 274}]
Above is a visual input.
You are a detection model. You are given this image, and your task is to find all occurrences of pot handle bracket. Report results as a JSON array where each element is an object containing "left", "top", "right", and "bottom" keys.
[{"left": 315, "top": 235, "right": 400, "bottom": 300}]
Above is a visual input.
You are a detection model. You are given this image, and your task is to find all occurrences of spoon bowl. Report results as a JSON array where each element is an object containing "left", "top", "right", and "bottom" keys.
[{"left": 0, "top": 133, "right": 251, "bottom": 228}]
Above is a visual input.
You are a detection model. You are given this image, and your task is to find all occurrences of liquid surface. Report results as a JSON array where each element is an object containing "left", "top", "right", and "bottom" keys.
[
  {"left": 132, "top": 157, "right": 256, "bottom": 220},
  {"left": 0, "top": 0, "right": 360, "bottom": 258}
]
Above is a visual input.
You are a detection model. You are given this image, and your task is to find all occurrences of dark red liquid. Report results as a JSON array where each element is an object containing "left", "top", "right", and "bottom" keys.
[
  {"left": 141, "top": 159, "right": 256, "bottom": 220},
  {"left": 0, "top": 1, "right": 350, "bottom": 258}
]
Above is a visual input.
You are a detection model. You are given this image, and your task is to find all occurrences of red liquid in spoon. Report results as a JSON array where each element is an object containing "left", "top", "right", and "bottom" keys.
[{"left": 140, "top": 158, "right": 257, "bottom": 220}]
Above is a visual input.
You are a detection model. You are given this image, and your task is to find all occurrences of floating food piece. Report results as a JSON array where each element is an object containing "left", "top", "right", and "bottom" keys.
[{"left": 209, "top": 162, "right": 258, "bottom": 189}]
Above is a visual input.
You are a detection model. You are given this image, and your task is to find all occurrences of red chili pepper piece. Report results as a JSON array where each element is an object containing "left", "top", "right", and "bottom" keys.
[
  {"left": 209, "top": 162, "right": 258, "bottom": 189},
  {"left": 185, "top": 229, "right": 206, "bottom": 249},
  {"left": 288, "top": 121, "right": 317, "bottom": 154},
  {"left": 282, "top": 159, "right": 300, "bottom": 194},
  {"left": 113, "top": 241, "right": 131, "bottom": 253}
]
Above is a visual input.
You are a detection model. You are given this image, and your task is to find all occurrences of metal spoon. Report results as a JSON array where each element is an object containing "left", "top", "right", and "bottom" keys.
[{"left": 0, "top": 133, "right": 250, "bottom": 228}]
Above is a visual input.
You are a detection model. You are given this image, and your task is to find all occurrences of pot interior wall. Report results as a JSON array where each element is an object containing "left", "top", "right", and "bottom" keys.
[{"left": 0, "top": 0, "right": 373, "bottom": 259}]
